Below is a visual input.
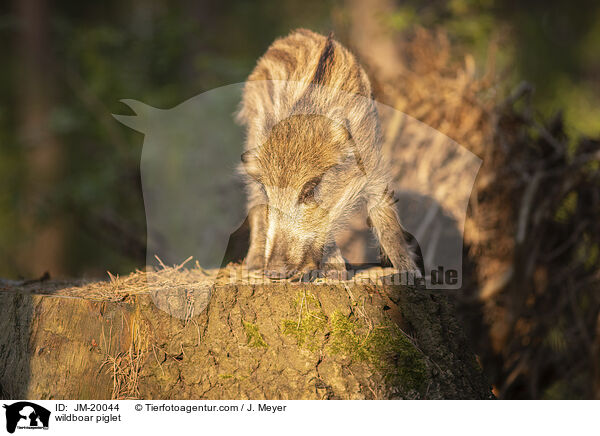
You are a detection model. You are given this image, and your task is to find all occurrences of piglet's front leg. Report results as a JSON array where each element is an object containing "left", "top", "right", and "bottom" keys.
[
  {"left": 367, "top": 192, "right": 419, "bottom": 274},
  {"left": 245, "top": 203, "right": 267, "bottom": 271}
]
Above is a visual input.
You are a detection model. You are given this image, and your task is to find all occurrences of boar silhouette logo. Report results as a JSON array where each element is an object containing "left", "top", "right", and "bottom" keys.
[
  {"left": 114, "top": 81, "right": 481, "bottom": 318},
  {"left": 3, "top": 402, "right": 50, "bottom": 433}
]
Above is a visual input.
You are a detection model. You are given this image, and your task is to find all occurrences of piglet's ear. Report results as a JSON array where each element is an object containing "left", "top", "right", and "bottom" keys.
[
  {"left": 330, "top": 116, "right": 366, "bottom": 175},
  {"left": 240, "top": 150, "right": 253, "bottom": 164},
  {"left": 327, "top": 108, "right": 353, "bottom": 141},
  {"left": 240, "top": 149, "right": 261, "bottom": 179}
]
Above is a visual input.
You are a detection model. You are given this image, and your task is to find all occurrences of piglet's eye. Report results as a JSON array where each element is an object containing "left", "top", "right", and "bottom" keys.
[
  {"left": 258, "top": 183, "right": 268, "bottom": 198},
  {"left": 298, "top": 177, "right": 321, "bottom": 204}
]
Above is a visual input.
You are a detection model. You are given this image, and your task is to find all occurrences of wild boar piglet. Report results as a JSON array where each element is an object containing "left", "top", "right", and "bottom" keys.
[{"left": 237, "top": 29, "right": 419, "bottom": 279}]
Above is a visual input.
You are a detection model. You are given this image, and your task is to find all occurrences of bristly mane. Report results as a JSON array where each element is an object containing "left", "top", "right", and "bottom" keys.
[
  {"left": 310, "top": 31, "right": 335, "bottom": 86},
  {"left": 291, "top": 32, "right": 336, "bottom": 114}
]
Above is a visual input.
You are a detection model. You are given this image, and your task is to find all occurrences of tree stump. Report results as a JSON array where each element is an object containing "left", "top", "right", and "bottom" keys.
[{"left": 0, "top": 266, "right": 492, "bottom": 399}]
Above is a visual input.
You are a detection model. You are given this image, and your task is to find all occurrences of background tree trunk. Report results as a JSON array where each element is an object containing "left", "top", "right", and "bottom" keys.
[{"left": 15, "top": 0, "right": 64, "bottom": 278}]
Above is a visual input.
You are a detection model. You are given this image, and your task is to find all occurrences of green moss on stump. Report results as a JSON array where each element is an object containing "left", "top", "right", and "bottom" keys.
[
  {"left": 242, "top": 320, "right": 268, "bottom": 348},
  {"left": 281, "top": 291, "right": 328, "bottom": 351},
  {"left": 328, "top": 311, "right": 427, "bottom": 391},
  {"left": 281, "top": 291, "right": 428, "bottom": 393}
]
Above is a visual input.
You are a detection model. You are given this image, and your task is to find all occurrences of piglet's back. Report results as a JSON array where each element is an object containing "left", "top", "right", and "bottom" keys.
[{"left": 237, "top": 29, "right": 380, "bottom": 156}]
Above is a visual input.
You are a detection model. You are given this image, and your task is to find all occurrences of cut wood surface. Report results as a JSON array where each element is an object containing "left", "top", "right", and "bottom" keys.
[{"left": 0, "top": 264, "right": 492, "bottom": 399}]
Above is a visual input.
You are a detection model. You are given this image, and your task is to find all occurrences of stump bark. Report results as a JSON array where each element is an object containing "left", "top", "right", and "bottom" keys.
[{"left": 0, "top": 267, "right": 492, "bottom": 399}]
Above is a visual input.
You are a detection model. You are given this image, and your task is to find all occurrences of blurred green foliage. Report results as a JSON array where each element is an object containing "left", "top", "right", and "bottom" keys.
[{"left": 0, "top": 0, "right": 333, "bottom": 278}]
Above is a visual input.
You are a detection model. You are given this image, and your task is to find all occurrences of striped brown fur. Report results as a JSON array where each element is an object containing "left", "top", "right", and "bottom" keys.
[{"left": 236, "top": 29, "right": 417, "bottom": 278}]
